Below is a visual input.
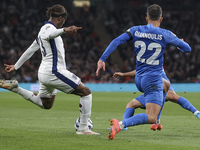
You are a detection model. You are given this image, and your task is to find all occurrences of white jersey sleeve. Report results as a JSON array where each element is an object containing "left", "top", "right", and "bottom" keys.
[
  {"left": 14, "top": 40, "right": 39, "bottom": 70},
  {"left": 40, "top": 25, "right": 65, "bottom": 40}
]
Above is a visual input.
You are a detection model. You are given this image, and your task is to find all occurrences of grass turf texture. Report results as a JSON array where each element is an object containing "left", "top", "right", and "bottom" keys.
[{"left": 0, "top": 92, "right": 200, "bottom": 150}]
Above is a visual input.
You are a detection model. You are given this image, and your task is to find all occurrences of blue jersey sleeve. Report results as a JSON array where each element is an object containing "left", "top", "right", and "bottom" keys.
[
  {"left": 100, "top": 32, "right": 131, "bottom": 62},
  {"left": 177, "top": 40, "right": 191, "bottom": 53},
  {"left": 164, "top": 30, "right": 191, "bottom": 53},
  {"left": 164, "top": 30, "right": 180, "bottom": 45}
]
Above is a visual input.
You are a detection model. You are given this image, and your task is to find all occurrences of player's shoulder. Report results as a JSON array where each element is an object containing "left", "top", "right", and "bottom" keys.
[
  {"left": 40, "top": 22, "right": 56, "bottom": 32},
  {"left": 127, "top": 24, "right": 157, "bottom": 32},
  {"left": 160, "top": 28, "right": 177, "bottom": 37},
  {"left": 38, "top": 22, "right": 57, "bottom": 39},
  {"left": 126, "top": 25, "right": 142, "bottom": 34},
  {"left": 127, "top": 24, "right": 143, "bottom": 30}
]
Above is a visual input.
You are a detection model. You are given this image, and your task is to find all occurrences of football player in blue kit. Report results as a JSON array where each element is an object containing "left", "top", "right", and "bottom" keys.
[
  {"left": 96, "top": 4, "right": 191, "bottom": 140},
  {"left": 113, "top": 70, "right": 200, "bottom": 131}
]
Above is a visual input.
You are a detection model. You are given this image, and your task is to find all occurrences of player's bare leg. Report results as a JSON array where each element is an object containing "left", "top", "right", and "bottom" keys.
[
  {"left": 71, "top": 82, "right": 100, "bottom": 135},
  {"left": 150, "top": 78, "right": 169, "bottom": 130},
  {"left": 126, "top": 99, "right": 145, "bottom": 109},
  {"left": 166, "top": 90, "right": 180, "bottom": 102},
  {"left": 108, "top": 99, "right": 143, "bottom": 131},
  {"left": 40, "top": 95, "right": 56, "bottom": 109},
  {"left": 146, "top": 103, "right": 161, "bottom": 124}
]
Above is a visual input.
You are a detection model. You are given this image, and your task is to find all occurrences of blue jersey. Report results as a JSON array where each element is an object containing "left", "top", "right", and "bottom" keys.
[{"left": 100, "top": 23, "right": 191, "bottom": 76}]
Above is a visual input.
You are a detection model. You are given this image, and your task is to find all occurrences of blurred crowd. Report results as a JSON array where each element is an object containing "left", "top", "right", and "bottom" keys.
[
  {"left": 0, "top": 0, "right": 105, "bottom": 83},
  {"left": 0, "top": 0, "right": 200, "bottom": 83}
]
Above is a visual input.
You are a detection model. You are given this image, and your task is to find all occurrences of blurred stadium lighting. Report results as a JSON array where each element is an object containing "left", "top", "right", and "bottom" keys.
[{"left": 73, "top": 0, "right": 90, "bottom": 7}]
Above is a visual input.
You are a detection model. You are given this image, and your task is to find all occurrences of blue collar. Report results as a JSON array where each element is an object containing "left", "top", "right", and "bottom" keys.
[{"left": 45, "top": 21, "right": 57, "bottom": 28}]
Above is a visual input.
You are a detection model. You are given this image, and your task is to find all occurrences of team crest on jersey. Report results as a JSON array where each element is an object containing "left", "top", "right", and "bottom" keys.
[{"left": 170, "top": 31, "right": 176, "bottom": 37}]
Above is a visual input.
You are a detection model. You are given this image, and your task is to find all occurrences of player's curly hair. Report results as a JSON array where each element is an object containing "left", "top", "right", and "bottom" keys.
[
  {"left": 46, "top": 4, "right": 67, "bottom": 18},
  {"left": 147, "top": 4, "right": 162, "bottom": 21}
]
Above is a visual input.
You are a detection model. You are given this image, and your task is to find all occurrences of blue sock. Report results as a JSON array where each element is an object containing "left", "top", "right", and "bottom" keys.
[
  {"left": 122, "top": 113, "right": 148, "bottom": 128},
  {"left": 177, "top": 97, "right": 197, "bottom": 113},
  {"left": 122, "top": 108, "right": 135, "bottom": 120},
  {"left": 157, "top": 92, "right": 167, "bottom": 121}
]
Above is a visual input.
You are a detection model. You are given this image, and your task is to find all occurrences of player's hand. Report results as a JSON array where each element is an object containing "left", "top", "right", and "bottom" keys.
[
  {"left": 177, "top": 38, "right": 184, "bottom": 50},
  {"left": 113, "top": 72, "right": 124, "bottom": 79},
  {"left": 4, "top": 64, "right": 15, "bottom": 72},
  {"left": 96, "top": 60, "right": 105, "bottom": 76},
  {"left": 64, "top": 26, "right": 82, "bottom": 35}
]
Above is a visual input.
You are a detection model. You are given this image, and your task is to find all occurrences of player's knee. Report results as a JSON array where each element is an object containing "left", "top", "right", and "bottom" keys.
[
  {"left": 166, "top": 91, "right": 179, "bottom": 102},
  {"left": 85, "top": 86, "right": 91, "bottom": 95},
  {"left": 126, "top": 100, "right": 134, "bottom": 108},
  {"left": 74, "top": 83, "right": 91, "bottom": 96},
  {"left": 43, "top": 104, "right": 53, "bottom": 109},
  {"left": 163, "top": 79, "right": 170, "bottom": 93},
  {"left": 166, "top": 92, "right": 173, "bottom": 101},
  {"left": 126, "top": 99, "right": 143, "bottom": 109},
  {"left": 41, "top": 97, "right": 54, "bottom": 109},
  {"left": 82, "top": 86, "right": 91, "bottom": 96}
]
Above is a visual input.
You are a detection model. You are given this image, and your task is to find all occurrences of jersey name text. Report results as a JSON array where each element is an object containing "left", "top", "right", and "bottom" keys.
[{"left": 134, "top": 31, "right": 162, "bottom": 40}]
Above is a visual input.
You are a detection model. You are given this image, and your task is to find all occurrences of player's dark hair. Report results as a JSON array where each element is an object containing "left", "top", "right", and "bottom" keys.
[
  {"left": 46, "top": 4, "right": 68, "bottom": 19},
  {"left": 147, "top": 4, "right": 162, "bottom": 21}
]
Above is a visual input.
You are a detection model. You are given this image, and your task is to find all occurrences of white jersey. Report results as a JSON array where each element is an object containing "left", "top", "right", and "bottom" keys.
[
  {"left": 14, "top": 21, "right": 66, "bottom": 75},
  {"left": 14, "top": 21, "right": 81, "bottom": 94}
]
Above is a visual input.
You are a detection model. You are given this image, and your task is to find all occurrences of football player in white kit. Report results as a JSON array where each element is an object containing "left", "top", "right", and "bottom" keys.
[{"left": 0, "top": 4, "right": 100, "bottom": 135}]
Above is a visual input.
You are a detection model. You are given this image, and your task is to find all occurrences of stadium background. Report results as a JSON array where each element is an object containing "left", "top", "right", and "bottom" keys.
[
  {"left": 1, "top": 1, "right": 200, "bottom": 149},
  {"left": 0, "top": 0, "right": 200, "bottom": 84}
]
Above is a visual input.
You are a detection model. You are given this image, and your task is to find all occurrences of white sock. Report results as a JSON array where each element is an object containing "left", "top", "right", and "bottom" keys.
[
  {"left": 194, "top": 110, "right": 200, "bottom": 115},
  {"left": 119, "top": 121, "right": 124, "bottom": 129},
  {"left": 12, "top": 87, "right": 44, "bottom": 108},
  {"left": 156, "top": 119, "right": 160, "bottom": 124},
  {"left": 79, "top": 94, "right": 92, "bottom": 130}
]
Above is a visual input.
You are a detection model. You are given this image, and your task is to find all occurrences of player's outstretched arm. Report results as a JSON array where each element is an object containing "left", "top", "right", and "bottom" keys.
[
  {"left": 96, "top": 60, "right": 105, "bottom": 76},
  {"left": 64, "top": 26, "right": 82, "bottom": 35},
  {"left": 14, "top": 40, "right": 39, "bottom": 70},
  {"left": 4, "top": 64, "right": 15, "bottom": 73},
  {"left": 177, "top": 38, "right": 191, "bottom": 53},
  {"left": 113, "top": 70, "right": 136, "bottom": 79},
  {"left": 96, "top": 33, "right": 131, "bottom": 76},
  {"left": 47, "top": 26, "right": 82, "bottom": 40}
]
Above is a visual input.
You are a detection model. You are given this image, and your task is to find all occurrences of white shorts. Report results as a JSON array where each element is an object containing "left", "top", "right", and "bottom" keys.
[{"left": 38, "top": 69, "right": 81, "bottom": 98}]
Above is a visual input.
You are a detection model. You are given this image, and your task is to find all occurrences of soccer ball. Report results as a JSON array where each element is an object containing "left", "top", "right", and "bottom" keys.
[{"left": 74, "top": 117, "right": 93, "bottom": 131}]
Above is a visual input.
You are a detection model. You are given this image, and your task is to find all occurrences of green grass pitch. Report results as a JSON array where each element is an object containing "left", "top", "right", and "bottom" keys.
[{"left": 0, "top": 92, "right": 200, "bottom": 150}]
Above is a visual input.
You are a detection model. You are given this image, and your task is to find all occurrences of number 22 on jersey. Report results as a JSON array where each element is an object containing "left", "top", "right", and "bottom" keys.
[{"left": 135, "top": 41, "right": 161, "bottom": 65}]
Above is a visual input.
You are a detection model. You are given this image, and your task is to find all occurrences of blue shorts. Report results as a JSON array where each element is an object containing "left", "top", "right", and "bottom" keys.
[
  {"left": 135, "top": 71, "right": 174, "bottom": 107},
  {"left": 135, "top": 74, "right": 163, "bottom": 106},
  {"left": 135, "top": 94, "right": 146, "bottom": 108}
]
